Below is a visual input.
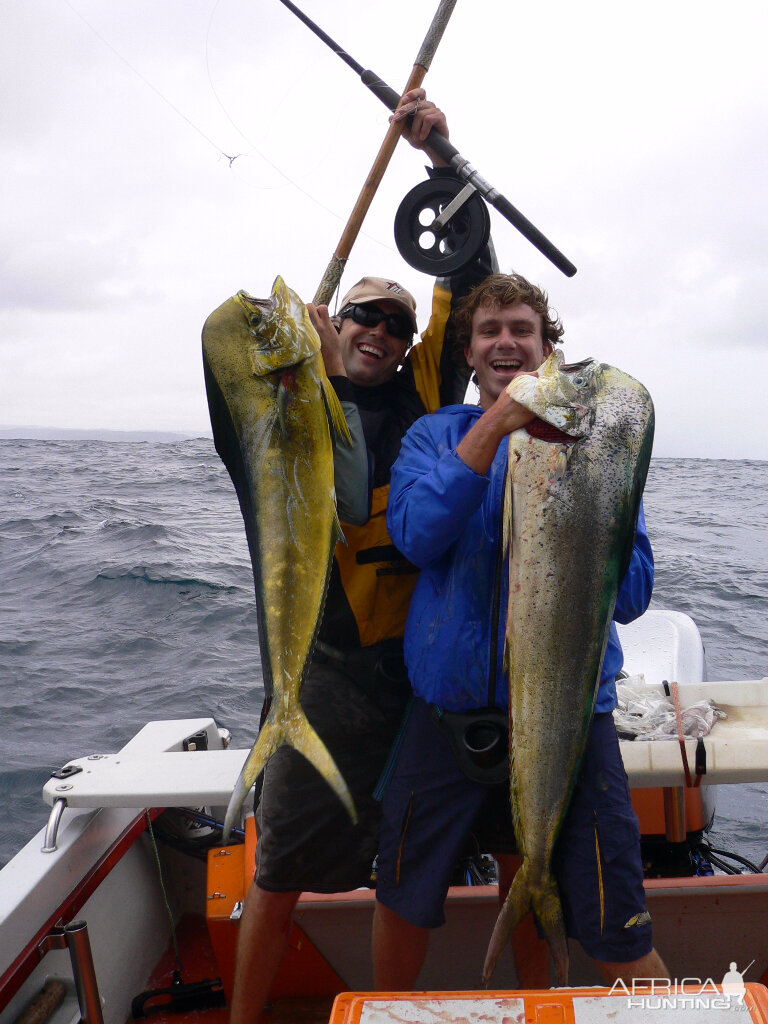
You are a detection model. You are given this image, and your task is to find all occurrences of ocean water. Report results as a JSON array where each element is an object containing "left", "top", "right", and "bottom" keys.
[{"left": 1, "top": 441, "right": 766, "bottom": 869}]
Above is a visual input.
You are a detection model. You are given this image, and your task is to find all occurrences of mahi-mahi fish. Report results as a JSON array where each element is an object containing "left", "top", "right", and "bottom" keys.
[
  {"left": 482, "top": 350, "right": 654, "bottom": 986},
  {"left": 202, "top": 276, "right": 357, "bottom": 842}
]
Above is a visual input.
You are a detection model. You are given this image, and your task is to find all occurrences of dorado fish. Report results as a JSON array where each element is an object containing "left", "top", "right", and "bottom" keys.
[
  {"left": 202, "top": 276, "right": 356, "bottom": 842},
  {"left": 482, "top": 350, "right": 654, "bottom": 985}
]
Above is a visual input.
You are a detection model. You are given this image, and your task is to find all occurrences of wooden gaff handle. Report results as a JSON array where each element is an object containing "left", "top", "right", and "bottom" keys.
[{"left": 313, "top": 65, "right": 427, "bottom": 306}]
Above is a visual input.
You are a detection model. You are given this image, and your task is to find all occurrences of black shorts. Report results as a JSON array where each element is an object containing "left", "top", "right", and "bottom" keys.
[
  {"left": 376, "top": 699, "right": 653, "bottom": 962},
  {"left": 254, "top": 643, "right": 410, "bottom": 893}
]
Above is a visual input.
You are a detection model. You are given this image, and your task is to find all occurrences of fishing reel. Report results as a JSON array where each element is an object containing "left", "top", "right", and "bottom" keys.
[{"left": 394, "top": 178, "right": 491, "bottom": 275}]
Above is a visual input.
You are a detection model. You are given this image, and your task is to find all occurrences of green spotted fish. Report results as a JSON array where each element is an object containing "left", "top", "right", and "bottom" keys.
[
  {"left": 202, "top": 276, "right": 356, "bottom": 842},
  {"left": 482, "top": 351, "right": 654, "bottom": 986}
]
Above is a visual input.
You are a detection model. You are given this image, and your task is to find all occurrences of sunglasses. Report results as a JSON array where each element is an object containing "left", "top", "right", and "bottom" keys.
[{"left": 339, "top": 304, "right": 414, "bottom": 343}]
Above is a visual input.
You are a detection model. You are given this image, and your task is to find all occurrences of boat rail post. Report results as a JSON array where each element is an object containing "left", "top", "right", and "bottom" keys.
[
  {"left": 38, "top": 921, "right": 105, "bottom": 1024},
  {"left": 662, "top": 786, "right": 687, "bottom": 843}
]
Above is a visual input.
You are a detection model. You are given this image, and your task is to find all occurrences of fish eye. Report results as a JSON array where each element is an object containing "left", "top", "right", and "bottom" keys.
[{"left": 573, "top": 375, "right": 585, "bottom": 386}]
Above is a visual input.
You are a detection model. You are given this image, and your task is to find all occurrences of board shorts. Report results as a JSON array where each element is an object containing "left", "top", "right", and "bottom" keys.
[
  {"left": 376, "top": 697, "right": 653, "bottom": 964},
  {"left": 254, "top": 640, "right": 411, "bottom": 894}
]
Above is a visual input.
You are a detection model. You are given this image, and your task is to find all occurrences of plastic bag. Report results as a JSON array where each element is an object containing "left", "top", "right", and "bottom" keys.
[{"left": 614, "top": 675, "right": 726, "bottom": 741}]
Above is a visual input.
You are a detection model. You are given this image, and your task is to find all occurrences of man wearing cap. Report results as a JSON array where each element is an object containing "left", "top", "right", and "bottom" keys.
[{"left": 229, "top": 90, "right": 497, "bottom": 1024}]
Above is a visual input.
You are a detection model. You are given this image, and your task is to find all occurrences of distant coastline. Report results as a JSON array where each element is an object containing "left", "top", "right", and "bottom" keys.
[
  {"left": 0, "top": 426, "right": 212, "bottom": 442},
  {"left": 0, "top": 428, "right": 763, "bottom": 461}
]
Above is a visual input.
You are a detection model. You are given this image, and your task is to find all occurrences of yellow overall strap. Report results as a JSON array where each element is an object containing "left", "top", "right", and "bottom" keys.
[
  {"left": 407, "top": 282, "right": 453, "bottom": 413},
  {"left": 334, "top": 280, "right": 455, "bottom": 645},
  {"left": 334, "top": 485, "right": 418, "bottom": 647}
]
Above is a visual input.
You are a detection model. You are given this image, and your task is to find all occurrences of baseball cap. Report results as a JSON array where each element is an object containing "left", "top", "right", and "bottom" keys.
[{"left": 339, "top": 276, "right": 418, "bottom": 336}]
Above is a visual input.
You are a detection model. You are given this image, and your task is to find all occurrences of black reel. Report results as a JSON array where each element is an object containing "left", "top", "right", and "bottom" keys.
[{"left": 394, "top": 177, "right": 491, "bottom": 275}]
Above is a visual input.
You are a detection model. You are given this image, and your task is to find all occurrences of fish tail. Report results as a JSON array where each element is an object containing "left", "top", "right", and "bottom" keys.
[
  {"left": 222, "top": 719, "right": 285, "bottom": 843},
  {"left": 482, "top": 862, "right": 533, "bottom": 985},
  {"left": 483, "top": 864, "right": 569, "bottom": 987},
  {"left": 223, "top": 706, "right": 357, "bottom": 845},
  {"left": 532, "top": 871, "right": 569, "bottom": 986},
  {"left": 287, "top": 710, "right": 357, "bottom": 825}
]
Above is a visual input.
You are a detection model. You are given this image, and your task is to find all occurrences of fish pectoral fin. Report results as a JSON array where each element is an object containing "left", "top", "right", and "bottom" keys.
[
  {"left": 502, "top": 456, "right": 513, "bottom": 556},
  {"left": 321, "top": 374, "right": 353, "bottom": 447},
  {"left": 333, "top": 509, "right": 346, "bottom": 547},
  {"left": 288, "top": 714, "right": 358, "bottom": 824}
]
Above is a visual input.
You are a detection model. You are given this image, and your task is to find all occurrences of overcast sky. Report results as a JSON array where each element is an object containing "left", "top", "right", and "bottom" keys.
[{"left": 2, "top": 0, "right": 766, "bottom": 458}]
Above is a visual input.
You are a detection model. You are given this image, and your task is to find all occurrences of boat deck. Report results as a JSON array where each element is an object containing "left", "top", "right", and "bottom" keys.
[{"left": 137, "top": 914, "right": 335, "bottom": 1024}]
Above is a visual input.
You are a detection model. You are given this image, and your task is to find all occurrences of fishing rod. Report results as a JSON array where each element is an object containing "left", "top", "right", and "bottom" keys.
[
  {"left": 276, "top": 0, "right": 577, "bottom": 286},
  {"left": 275, "top": 0, "right": 459, "bottom": 304}
]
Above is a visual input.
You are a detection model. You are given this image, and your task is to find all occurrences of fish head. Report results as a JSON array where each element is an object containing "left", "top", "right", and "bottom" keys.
[
  {"left": 594, "top": 363, "right": 656, "bottom": 465},
  {"left": 506, "top": 350, "right": 600, "bottom": 437},
  {"left": 239, "top": 276, "right": 320, "bottom": 378}
]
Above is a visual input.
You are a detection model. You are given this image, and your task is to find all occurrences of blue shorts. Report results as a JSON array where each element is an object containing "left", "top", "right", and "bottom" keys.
[{"left": 375, "top": 698, "right": 653, "bottom": 963}]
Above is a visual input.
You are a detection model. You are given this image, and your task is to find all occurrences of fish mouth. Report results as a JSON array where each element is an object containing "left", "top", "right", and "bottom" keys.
[
  {"left": 241, "top": 293, "right": 274, "bottom": 315},
  {"left": 240, "top": 292, "right": 276, "bottom": 335},
  {"left": 560, "top": 359, "right": 594, "bottom": 373}
]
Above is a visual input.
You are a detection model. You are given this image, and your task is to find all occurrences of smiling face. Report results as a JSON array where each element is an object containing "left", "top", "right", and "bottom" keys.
[
  {"left": 338, "top": 300, "right": 410, "bottom": 387},
  {"left": 466, "top": 301, "right": 552, "bottom": 409}
]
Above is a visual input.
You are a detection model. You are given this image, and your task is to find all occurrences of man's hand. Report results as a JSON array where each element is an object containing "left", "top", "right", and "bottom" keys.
[
  {"left": 456, "top": 388, "right": 536, "bottom": 476},
  {"left": 308, "top": 303, "right": 346, "bottom": 378},
  {"left": 390, "top": 88, "right": 450, "bottom": 168}
]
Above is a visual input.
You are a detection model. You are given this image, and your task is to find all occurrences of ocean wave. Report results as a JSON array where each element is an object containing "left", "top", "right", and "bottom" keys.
[
  {"left": 0, "top": 510, "right": 88, "bottom": 535},
  {"left": 92, "top": 564, "right": 241, "bottom": 593},
  {"left": 1, "top": 439, "right": 766, "bottom": 870}
]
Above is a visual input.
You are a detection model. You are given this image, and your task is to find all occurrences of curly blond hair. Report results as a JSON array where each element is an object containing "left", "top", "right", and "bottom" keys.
[{"left": 452, "top": 273, "right": 564, "bottom": 364}]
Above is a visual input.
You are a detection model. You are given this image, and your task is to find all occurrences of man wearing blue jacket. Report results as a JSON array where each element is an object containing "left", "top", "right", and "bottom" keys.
[{"left": 372, "top": 272, "right": 668, "bottom": 988}]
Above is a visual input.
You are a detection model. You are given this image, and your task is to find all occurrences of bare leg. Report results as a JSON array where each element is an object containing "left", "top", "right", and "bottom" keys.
[
  {"left": 372, "top": 900, "right": 430, "bottom": 990},
  {"left": 594, "top": 948, "right": 670, "bottom": 985},
  {"left": 229, "top": 882, "right": 300, "bottom": 1024},
  {"left": 496, "top": 854, "right": 550, "bottom": 989}
]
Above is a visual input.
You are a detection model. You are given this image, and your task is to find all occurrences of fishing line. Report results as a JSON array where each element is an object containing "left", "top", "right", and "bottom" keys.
[
  {"left": 201, "top": 0, "right": 346, "bottom": 216},
  {"left": 145, "top": 810, "right": 184, "bottom": 973},
  {"left": 63, "top": 0, "right": 398, "bottom": 253},
  {"left": 61, "top": 0, "right": 225, "bottom": 162},
  {"left": 200, "top": 0, "right": 406, "bottom": 261}
]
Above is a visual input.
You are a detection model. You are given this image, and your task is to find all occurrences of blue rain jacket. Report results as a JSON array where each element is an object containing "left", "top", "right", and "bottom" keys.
[{"left": 386, "top": 405, "right": 653, "bottom": 714}]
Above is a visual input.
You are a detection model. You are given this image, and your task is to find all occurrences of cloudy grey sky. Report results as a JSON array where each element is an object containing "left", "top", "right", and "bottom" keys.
[{"left": 2, "top": 0, "right": 766, "bottom": 457}]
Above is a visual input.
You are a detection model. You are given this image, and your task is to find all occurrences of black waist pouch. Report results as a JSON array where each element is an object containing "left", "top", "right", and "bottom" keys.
[{"left": 429, "top": 704, "right": 509, "bottom": 785}]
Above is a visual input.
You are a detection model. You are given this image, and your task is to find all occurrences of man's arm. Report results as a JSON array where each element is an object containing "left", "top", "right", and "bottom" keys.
[
  {"left": 613, "top": 502, "right": 654, "bottom": 624},
  {"left": 388, "top": 389, "right": 534, "bottom": 565},
  {"left": 386, "top": 417, "right": 489, "bottom": 568},
  {"left": 396, "top": 91, "right": 498, "bottom": 411},
  {"left": 455, "top": 391, "right": 535, "bottom": 475}
]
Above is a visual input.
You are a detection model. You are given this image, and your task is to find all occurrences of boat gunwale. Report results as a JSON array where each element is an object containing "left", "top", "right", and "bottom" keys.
[{"left": 0, "top": 809, "right": 158, "bottom": 1008}]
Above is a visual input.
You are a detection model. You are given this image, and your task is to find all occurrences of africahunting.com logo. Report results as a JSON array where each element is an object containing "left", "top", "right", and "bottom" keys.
[{"left": 609, "top": 960, "right": 756, "bottom": 1012}]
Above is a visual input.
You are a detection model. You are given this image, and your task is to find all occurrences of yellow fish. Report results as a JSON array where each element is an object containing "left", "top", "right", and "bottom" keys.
[{"left": 202, "top": 276, "right": 356, "bottom": 841}]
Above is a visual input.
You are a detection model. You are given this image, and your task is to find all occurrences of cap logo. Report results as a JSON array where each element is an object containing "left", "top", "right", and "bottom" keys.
[{"left": 385, "top": 282, "right": 404, "bottom": 295}]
